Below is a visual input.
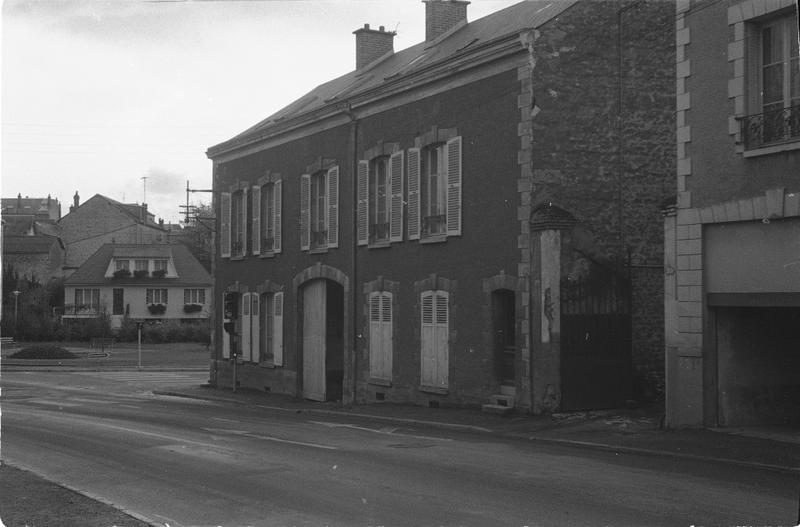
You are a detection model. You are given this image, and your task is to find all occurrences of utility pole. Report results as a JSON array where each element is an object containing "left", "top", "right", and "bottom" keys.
[{"left": 180, "top": 180, "right": 214, "bottom": 224}]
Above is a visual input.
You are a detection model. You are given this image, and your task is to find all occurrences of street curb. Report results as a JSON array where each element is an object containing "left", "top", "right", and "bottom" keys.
[
  {"left": 152, "top": 390, "right": 800, "bottom": 475},
  {"left": 1, "top": 460, "right": 160, "bottom": 527}
]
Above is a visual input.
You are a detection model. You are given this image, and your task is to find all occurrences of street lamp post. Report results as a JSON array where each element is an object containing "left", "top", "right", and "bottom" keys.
[{"left": 12, "top": 290, "right": 21, "bottom": 337}]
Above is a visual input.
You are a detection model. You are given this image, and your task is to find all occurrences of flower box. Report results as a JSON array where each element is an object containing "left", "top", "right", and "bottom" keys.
[
  {"left": 183, "top": 303, "right": 203, "bottom": 314},
  {"left": 113, "top": 269, "right": 132, "bottom": 279},
  {"left": 147, "top": 303, "right": 167, "bottom": 315}
]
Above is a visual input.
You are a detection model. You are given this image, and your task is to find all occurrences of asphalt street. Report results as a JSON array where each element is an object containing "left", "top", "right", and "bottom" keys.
[{"left": 2, "top": 369, "right": 798, "bottom": 527}]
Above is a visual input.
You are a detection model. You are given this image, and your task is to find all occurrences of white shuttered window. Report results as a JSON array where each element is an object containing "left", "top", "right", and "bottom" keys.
[
  {"left": 369, "top": 291, "right": 393, "bottom": 381},
  {"left": 420, "top": 290, "right": 449, "bottom": 389}
]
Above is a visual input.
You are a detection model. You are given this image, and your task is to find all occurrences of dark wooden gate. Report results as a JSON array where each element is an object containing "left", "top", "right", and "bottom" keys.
[{"left": 560, "top": 268, "right": 632, "bottom": 411}]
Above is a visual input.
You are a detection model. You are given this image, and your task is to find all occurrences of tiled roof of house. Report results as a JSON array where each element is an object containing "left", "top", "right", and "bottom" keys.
[
  {"left": 59, "top": 194, "right": 163, "bottom": 229},
  {"left": 2, "top": 215, "right": 60, "bottom": 237},
  {"left": 65, "top": 243, "right": 211, "bottom": 286},
  {"left": 211, "top": 0, "right": 576, "bottom": 153},
  {"left": 2, "top": 235, "right": 60, "bottom": 254}
]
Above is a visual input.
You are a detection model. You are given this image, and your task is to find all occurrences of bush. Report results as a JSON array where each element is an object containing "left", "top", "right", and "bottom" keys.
[
  {"left": 147, "top": 303, "right": 166, "bottom": 315},
  {"left": 133, "top": 270, "right": 149, "bottom": 278},
  {"left": 113, "top": 269, "right": 132, "bottom": 279},
  {"left": 10, "top": 345, "right": 77, "bottom": 360},
  {"left": 183, "top": 303, "right": 203, "bottom": 314}
]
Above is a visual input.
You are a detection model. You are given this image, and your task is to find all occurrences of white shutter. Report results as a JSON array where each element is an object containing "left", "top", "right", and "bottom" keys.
[
  {"left": 251, "top": 185, "right": 261, "bottom": 255},
  {"left": 420, "top": 291, "right": 436, "bottom": 386},
  {"left": 220, "top": 192, "right": 231, "bottom": 258},
  {"left": 300, "top": 174, "right": 311, "bottom": 251},
  {"left": 369, "top": 293, "right": 381, "bottom": 379},
  {"left": 380, "top": 292, "right": 393, "bottom": 380},
  {"left": 241, "top": 186, "right": 249, "bottom": 255},
  {"left": 407, "top": 148, "right": 421, "bottom": 240},
  {"left": 251, "top": 293, "right": 260, "bottom": 362},
  {"left": 241, "top": 293, "right": 251, "bottom": 362},
  {"left": 435, "top": 291, "right": 449, "bottom": 388},
  {"left": 389, "top": 151, "right": 404, "bottom": 243},
  {"left": 273, "top": 180, "right": 282, "bottom": 253},
  {"left": 222, "top": 293, "right": 230, "bottom": 359},
  {"left": 446, "top": 136, "right": 462, "bottom": 236},
  {"left": 357, "top": 160, "right": 369, "bottom": 246},
  {"left": 327, "top": 166, "right": 339, "bottom": 248},
  {"left": 273, "top": 292, "right": 284, "bottom": 366}
]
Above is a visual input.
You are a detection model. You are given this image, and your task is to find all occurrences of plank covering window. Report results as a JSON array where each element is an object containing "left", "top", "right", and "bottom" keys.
[{"left": 420, "top": 290, "right": 449, "bottom": 389}]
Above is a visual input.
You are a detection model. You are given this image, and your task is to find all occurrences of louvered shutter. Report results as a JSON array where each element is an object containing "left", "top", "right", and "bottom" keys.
[
  {"left": 357, "top": 160, "right": 369, "bottom": 246},
  {"left": 446, "top": 136, "right": 462, "bottom": 236},
  {"left": 251, "top": 185, "right": 261, "bottom": 255},
  {"left": 420, "top": 291, "right": 436, "bottom": 386},
  {"left": 221, "top": 292, "right": 230, "bottom": 359},
  {"left": 389, "top": 151, "right": 404, "bottom": 242},
  {"left": 241, "top": 293, "right": 251, "bottom": 362},
  {"left": 273, "top": 292, "right": 284, "bottom": 366},
  {"left": 407, "top": 148, "right": 421, "bottom": 240},
  {"left": 300, "top": 174, "right": 311, "bottom": 251},
  {"left": 435, "top": 291, "right": 449, "bottom": 387},
  {"left": 273, "top": 180, "right": 282, "bottom": 253},
  {"left": 369, "top": 293, "right": 381, "bottom": 378},
  {"left": 251, "top": 293, "right": 260, "bottom": 362},
  {"left": 220, "top": 192, "right": 231, "bottom": 258},
  {"left": 327, "top": 166, "right": 339, "bottom": 248},
  {"left": 241, "top": 187, "right": 249, "bottom": 255},
  {"left": 380, "top": 292, "right": 393, "bottom": 380}
]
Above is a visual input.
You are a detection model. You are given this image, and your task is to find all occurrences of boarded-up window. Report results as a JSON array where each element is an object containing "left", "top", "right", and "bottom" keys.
[{"left": 420, "top": 290, "right": 449, "bottom": 389}]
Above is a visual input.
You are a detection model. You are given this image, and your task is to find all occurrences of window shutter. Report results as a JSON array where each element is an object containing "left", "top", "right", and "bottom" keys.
[
  {"left": 146, "top": 289, "right": 153, "bottom": 304},
  {"left": 184, "top": 289, "right": 190, "bottom": 304},
  {"left": 300, "top": 174, "right": 311, "bottom": 251},
  {"left": 251, "top": 294, "right": 260, "bottom": 362},
  {"left": 273, "top": 292, "right": 284, "bottom": 366},
  {"left": 241, "top": 293, "right": 251, "bottom": 362},
  {"left": 221, "top": 293, "right": 230, "bottom": 359},
  {"left": 381, "top": 292, "right": 393, "bottom": 380},
  {"left": 446, "top": 136, "right": 462, "bottom": 236},
  {"left": 164, "top": 289, "right": 168, "bottom": 304},
  {"left": 407, "top": 148, "right": 421, "bottom": 240},
  {"left": 220, "top": 192, "right": 231, "bottom": 258},
  {"left": 389, "top": 151, "right": 404, "bottom": 243},
  {"left": 273, "top": 180, "right": 282, "bottom": 253},
  {"left": 420, "top": 291, "right": 436, "bottom": 386},
  {"left": 357, "top": 160, "right": 369, "bottom": 246},
  {"left": 435, "top": 291, "right": 449, "bottom": 388},
  {"left": 251, "top": 185, "right": 261, "bottom": 255},
  {"left": 241, "top": 186, "right": 249, "bottom": 255},
  {"left": 369, "top": 293, "right": 381, "bottom": 379},
  {"left": 327, "top": 166, "right": 339, "bottom": 248}
]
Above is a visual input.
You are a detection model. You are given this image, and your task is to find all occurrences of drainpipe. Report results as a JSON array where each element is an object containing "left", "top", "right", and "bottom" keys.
[{"left": 347, "top": 103, "right": 360, "bottom": 405}]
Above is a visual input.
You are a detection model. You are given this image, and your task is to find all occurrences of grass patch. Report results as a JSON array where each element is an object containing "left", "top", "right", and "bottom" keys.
[{"left": 9, "top": 345, "right": 77, "bottom": 360}]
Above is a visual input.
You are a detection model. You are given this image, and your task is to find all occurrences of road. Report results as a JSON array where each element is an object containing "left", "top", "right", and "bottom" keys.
[{"left": 2, "top": 369, "right": 797, "bottom": 527}]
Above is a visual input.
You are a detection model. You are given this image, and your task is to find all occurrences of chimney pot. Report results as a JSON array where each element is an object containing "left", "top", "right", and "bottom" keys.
[{"left": 353, "top": 23, "right": 396, "bottom": 69}]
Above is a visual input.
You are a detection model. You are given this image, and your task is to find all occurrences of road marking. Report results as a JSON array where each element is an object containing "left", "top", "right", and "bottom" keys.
[
  {"left": 309, "top": 420, "right": 453, "bottom": 442},
  {"left": 72, "top": 371, "right": 206, "bottom": 381},
  {"left": 203, "top": 427, "right": 337, "bottom": 450},
  {"left": 28, "top": 398, "right": 82, "bottom": 407}
]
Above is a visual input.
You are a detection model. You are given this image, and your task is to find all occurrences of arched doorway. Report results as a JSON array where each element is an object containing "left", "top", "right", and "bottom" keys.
[{"left": 301, "top": 278, "right": 344, "bottom": 402}]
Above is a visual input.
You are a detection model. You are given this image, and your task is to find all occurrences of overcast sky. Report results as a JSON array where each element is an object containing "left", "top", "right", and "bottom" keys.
[{"left": 2, "top": 0, "right": 520, "bottom": 224}]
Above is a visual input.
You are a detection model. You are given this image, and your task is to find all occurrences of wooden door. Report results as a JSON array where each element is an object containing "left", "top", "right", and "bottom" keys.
[{"left": 303, "top": 280, "right": 326, "bottom": 401}]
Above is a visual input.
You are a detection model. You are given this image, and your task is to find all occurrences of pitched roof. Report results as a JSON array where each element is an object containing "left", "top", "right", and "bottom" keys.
[
  {"left": 3, "top": 235, "right": 60, "bottom": 254},
  {"left": 209, "top": 0, "right": 576, "bottom": 155},
  {"left": 65, "top": 243, "right": 211, "bottom": 286},
  {"left": 59, "top": 194, "right": 163, "bottom": 229}
]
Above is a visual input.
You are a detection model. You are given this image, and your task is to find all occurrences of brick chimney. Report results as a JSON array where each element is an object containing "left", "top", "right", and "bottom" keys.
[
  {"left": 423, "top": 0, "right": 469, "bottom": 42},
  {"left": 353, "top": 23, "right": 396, "bottom": 69},
  {"left": 69, "top": 191, "right": 80, "bottom": 213}
]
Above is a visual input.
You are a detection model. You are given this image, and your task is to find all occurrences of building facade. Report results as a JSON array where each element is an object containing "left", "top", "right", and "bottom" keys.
[
  {"left": 208, "top": 0, "right": 675, "bottom": 412},
  {"left": 665, "top": 0, "right": 800, "bottom": 426}
]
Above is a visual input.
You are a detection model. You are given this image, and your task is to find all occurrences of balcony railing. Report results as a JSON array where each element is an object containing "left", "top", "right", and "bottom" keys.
[
  {"left": 311, "top": 229, "right": 328, "bottom": 248},
  {"left": 740, "top": 105, "right": 800, "bottom": 150},
  {"left": 422, "top": 215, "right": 446, "bottom": 236},
  {"left": 369, "top": 222, "right": 390, "bottom": 243},
  {"left": 63, "top": 304, "right": 100, "bottom": 316}
]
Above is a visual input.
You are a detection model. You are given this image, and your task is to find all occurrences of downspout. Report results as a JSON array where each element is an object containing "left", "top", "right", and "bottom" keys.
[{"left": 346, "top": 103, "right": 360, "bottom": 405}]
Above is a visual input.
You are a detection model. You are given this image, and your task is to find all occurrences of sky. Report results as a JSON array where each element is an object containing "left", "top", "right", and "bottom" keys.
[{"left": 2, "top": 0, "right": 521, "bottom": 224}]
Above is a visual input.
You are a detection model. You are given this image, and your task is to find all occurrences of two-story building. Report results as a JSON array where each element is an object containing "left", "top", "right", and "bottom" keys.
[
  {"left": 208, "top": 0, "right": 675, "bottom": 412},
  {"left": 665, "top": 0, "right": 799, "bottom": 427},
  {"left": 63, "top": 243, "right": 212, "bottom": 329}
]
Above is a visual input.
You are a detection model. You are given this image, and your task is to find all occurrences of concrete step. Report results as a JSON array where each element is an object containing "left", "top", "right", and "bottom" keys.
[
  {"left": 481, "top": 403, "right": 515, "bottom": 416},
  {"left": 489, "top": 394, "right": 516, "bottom": 408}
]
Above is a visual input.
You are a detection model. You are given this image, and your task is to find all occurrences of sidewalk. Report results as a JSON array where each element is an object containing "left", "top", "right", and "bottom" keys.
[{"left": 154, "top": 383, "right": 800, "bottom": 475}]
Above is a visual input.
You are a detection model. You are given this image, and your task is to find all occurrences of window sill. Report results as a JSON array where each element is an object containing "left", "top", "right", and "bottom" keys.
[
  {"left": 259, "top": 361, "right": 277, "bottom": 369},
  {"left": 309, "top": 247, "right": 329, "bottom": 255},
  {"left": 368, "top": 240, "right": 391, "bottom": 249},
  {"left": 742, "top": 140, "right": 800, "bottom": 158},
  {"left": 368, "top": 377, "right": 392, "bottom": 387},
  {"left": 259, "top": 251, "right": 277, "bottom": 259},
  {"left": 419, "top": 385, "right": 448, "bottom": 395},
  {"left": 230, "top": 255, "right": 246, "bottom": 261},
  {"left": 419, "top": 234, "right": 447, "bottom": 244}
]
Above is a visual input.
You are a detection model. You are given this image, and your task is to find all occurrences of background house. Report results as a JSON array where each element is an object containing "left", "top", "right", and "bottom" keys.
[
  {"left": 63, "top": 243, "right": 212, "bottom": 329},
  {"left": 1, "top": 215, "right": 65, "bottom": 284},
  {"left": 58, "top": 192, "right": 169, "bottom": 277},
  {"left": 207, "top": 0, "right": 674, "bottom": 412},
  {"left": 1, "top": 194, "right": 61, "bottom": 221},
  {"left": 664, "top": 0, "right": 799, "bottom": 427}
]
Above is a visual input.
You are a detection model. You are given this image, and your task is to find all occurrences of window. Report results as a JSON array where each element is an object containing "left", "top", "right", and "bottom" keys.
[
  {"left": 420, "top": 290, "right": 449, "bottom": 390},
  {"left": 153, "top": 259, "right": 168, "bottom": 272},
  {"left": 135, "top": 259, "right": 148, "bottom": 271},
  {"left": 369, "top": 291, "right": 393, "bottom": 381},
  {"left": 743, "top": 16, "right": 800, "bottom": 148},
  {"left": 260, "top": 292, "right": 284, "bottom": 365},
  {"left": 370, "top": 157, "right": 390, "bottom": 242},
  {"left": 184, "top": 289, "right": 206, "bottom": 304},
  {"left": 407, "top": 136, "right": 461, "bottom": 240},
  {"left": 259, "top": 181, "right": 282, "bottom": 253},
  {"left": 115, "top": 259, "right": 130, "bottom": 271},
  {"left": 230, "top": 188, "right": 247, "bottom": 257},
  {"left": 357, "top": 151, "right": 404, "bottom": 246},
  {"left": 74, "top": 289, "right": 100, "bottom": 312},
  {"left": 146, "top": 288, "right": 168, "bottom": 304},
  {"left": 300, "top": 166, "right": 339, "bottom": 251}
]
